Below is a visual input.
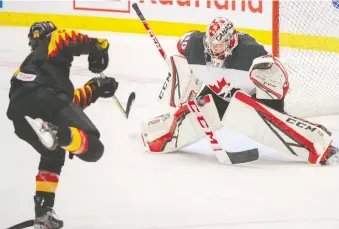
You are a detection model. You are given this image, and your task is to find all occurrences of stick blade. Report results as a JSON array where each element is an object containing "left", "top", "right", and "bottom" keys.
[
  {"left": 125, "top": 92, "right": 136, "bottom": 119},
  {"left": 6, "top": 219, "right": 34, "bottom": 229},
  {"left": 227, "top": 148, "right": 259, "bottom": 164}
]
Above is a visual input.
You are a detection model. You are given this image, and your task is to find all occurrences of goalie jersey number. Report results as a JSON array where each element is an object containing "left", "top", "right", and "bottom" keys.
[{"left": 177, "top": 31, "right": 196, "bottom": 55}]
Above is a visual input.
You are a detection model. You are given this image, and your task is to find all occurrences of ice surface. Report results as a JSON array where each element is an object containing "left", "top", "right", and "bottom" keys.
[{"left": 0, "top": 27, "right": 338, "bottom": 229}]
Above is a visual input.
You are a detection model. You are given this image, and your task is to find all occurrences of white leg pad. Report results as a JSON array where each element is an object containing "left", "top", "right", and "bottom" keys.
[
  {"left": 141, "top": 95, "right": 222, "bottom": 153},
  {"left": 222, "top": 91, "right": 333, "bottom": 164}
]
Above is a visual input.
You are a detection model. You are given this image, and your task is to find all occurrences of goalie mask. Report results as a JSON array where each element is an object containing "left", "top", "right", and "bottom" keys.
[{"left": 203, "top": 17, "right": 239, "bottom": 68}]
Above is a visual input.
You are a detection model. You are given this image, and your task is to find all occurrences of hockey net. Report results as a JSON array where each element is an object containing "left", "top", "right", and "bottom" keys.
[{"left": 272, "top": 0, "right": 339, "bottom": 118}]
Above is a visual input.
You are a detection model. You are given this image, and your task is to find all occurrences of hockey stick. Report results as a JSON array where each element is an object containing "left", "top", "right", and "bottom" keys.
[
  {"left": 6, "top": 219, "right": 34, "bottom": 229},
  {"left": 6, "top": 83, "right": 136, "bottom": 229},
  {"left": 132, "top": 3, "right": 259, "bottom": 164},
  {"left": 132, "top": 3, "right": 169, "bottom": 65},
  {"left": 188, "top": 98, "right": 258, "bottom": 164},
  {"left": 99, "top": 72, "right": 136, "bottom": 119}
]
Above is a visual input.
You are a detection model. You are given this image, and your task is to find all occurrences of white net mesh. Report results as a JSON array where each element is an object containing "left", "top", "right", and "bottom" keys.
[{"left": 279, "top": 0, "right": 339, "bottom": 117}]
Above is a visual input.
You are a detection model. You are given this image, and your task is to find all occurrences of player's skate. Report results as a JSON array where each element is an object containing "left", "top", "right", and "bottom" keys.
[
  {"left": 321, "top": 145, "right": 339, "bottom": 165},
  {"left": 25, "top": 116, "right": 58, "bottom": 150},
  {"left": 34, "top": 195, "right": 63, "bottom": 229}
]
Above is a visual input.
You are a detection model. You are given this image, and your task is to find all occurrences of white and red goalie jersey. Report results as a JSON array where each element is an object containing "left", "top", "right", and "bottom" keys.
[
  {"left": 176, "top": 31, "right": 196, "bottom": 57},
  {"left": 170, "top": 30, "right": 287, "bottom": 104}
]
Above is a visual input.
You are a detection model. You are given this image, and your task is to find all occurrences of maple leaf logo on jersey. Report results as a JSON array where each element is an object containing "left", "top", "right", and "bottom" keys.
[{"left": 209, "top": 78, "right": 231, "bottom": 94}]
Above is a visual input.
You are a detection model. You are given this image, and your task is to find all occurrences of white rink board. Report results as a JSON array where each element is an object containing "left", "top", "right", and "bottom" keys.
[
  {"left": 1, "top": 0, "right": 271, "bottom": 31},
  {"left": 2, "top": 1, "right": 339, "bottom": 37}
]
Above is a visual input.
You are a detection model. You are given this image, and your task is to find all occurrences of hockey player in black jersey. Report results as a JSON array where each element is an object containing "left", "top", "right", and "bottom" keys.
[
  {"left": 6, "top": 21, "right": 118, "bottom": 229},
  {"left": 141, "top": 16, "right": 339, "bottom": 166}
]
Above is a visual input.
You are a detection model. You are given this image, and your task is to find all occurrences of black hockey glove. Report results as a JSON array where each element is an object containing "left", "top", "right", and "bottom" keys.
[
  {"left": 88, "top": 38, "right": 109, "bottom": 74},
  {"left": 85, "top": 76, "right": 118, "bottom": 102}
]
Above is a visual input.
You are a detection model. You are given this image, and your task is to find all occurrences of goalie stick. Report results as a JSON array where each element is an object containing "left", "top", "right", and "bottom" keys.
[
  {"left": 132, "top": 3, "right": 169, "bottom": 64},
  {"left": 100, "top": 72, "right": 136, "bottom": 119},
  {"left": 132, "top": 3, "right": 259, "bottom": 164},
  {"left": 188, "top": 97, "right": 258, "bottom": 164}
]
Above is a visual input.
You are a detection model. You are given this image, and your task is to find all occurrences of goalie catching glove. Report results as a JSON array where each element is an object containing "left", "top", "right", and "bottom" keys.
[{"left": 250, "top": 55, "right": 289, "bottom": 100}]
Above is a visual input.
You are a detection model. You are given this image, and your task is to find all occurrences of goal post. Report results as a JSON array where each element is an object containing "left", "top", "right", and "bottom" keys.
[{"left": 271, "top": 0, "right": 339, "bottom": 118}]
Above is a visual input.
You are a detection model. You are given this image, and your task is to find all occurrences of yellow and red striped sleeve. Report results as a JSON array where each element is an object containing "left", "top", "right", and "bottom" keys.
[
  {"left": 47, "top": 29, "right": 93, "bottom": 57},
  {"left": 36, "top": 171, "right": 59, "bottom": 193},
  {"left": 73, "top": 85, "right": 93, "bottom": 109},
  {"left": 63, "top": 127, "right": 88, "bottom": 155}
]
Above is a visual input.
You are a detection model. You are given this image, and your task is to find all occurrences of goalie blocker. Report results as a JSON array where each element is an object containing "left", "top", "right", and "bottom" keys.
[{"left": 158, "top": 55, "right": 202, "bottom": 107}]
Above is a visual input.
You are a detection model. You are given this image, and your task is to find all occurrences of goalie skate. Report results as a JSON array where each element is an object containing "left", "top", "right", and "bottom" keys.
[
  {"left": 25, "top": 116, "right": 58, "bottom": 150},
  {"left": 321, "top": 146, "right": 339, "bottom": 165}
]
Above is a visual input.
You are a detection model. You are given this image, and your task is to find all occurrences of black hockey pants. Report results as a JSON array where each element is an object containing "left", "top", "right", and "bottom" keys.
[
  {"left": 7, "top": 85, "right": 104, "bottom": 208},
  {"left": 7, "top": 85, "right": 104, "bottom": 174}
]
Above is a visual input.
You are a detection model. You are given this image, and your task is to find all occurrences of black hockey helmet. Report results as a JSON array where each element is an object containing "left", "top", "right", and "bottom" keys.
[{"left": 28, "top": 21, "right": 57, "bottom": 50}]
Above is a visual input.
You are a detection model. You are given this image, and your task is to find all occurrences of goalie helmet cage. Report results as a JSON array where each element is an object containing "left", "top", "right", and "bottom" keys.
[{"left": 271, "top": 0, "right": 339, "bottom": 118}]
